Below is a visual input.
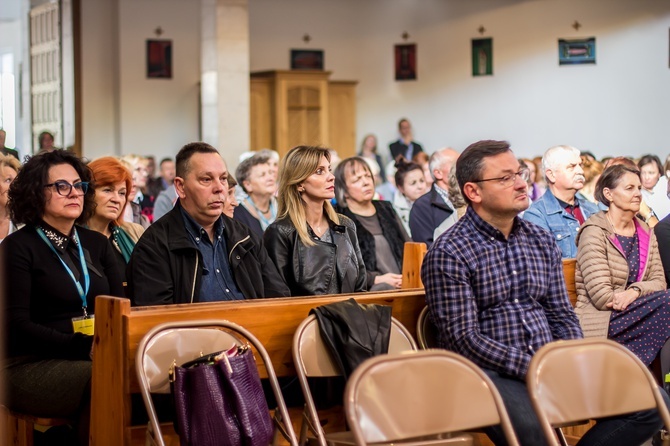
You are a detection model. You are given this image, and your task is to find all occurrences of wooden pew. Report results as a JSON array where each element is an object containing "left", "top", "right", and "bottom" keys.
[
  {"left": 401, "top": 242, "right": 427, "bottom": 289},
  {"left": 89, "top": 259, "right": 582, "bottom": 446},
  {"left": 562, "top": 258, "right": 577, "bottom": 307},
  {"left": 90, "top": 290, "right": 427, "bottom": 446}
]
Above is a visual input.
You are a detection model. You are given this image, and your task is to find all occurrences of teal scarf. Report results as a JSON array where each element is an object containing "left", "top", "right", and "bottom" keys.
[{"left": 111, "top": 225, "right": 136, "bottom": 263}]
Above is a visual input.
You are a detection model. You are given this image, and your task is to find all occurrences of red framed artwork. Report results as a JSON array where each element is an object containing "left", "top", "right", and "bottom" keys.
[
  {"left": 395, "top": 44, "right": 416, "bottom": 81},
  {"left": 146, "top": 39, "right": 172, "bottom": 79}
]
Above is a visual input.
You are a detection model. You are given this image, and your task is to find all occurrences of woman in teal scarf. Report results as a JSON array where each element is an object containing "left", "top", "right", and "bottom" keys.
[{"left": 86, "top": 157, "right": 144, "bottom": 288}]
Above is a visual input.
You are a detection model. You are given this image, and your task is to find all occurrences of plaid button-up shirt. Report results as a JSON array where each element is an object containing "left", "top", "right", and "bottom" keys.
[{"left": 422, "top": 206, "right": 583, "bottom": 379}]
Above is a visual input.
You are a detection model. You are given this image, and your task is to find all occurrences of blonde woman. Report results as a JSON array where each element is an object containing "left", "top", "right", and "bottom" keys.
[
  {"left": 263, "top": 146, "right": 366, "bottom": 296},
  {"left": 0, "top": 153, "right": 21, "bottom": 242},
  {"left": 120, "top": 154, "right": 150, "bottom": 227}
]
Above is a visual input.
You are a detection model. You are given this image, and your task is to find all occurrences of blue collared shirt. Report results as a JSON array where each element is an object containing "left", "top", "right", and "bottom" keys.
[
  {"left": 421, "top": 206, "right": 583, "bottom": 379},
  {"left": 180, "top": 208, "right": 244, "bottom": 302}
]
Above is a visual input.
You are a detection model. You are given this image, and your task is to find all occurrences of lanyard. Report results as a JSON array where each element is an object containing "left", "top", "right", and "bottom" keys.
[{"left": 36, "top": 226, "right": 91, "bottom": 315}]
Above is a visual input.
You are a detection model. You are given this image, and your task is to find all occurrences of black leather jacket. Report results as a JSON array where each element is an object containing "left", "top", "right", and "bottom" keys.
[
  {"left": 311, "top": 298, "right": 391, "bottom": 378},
  {"left": 263, "top": 214, "right": 367, "bottom": 296}
]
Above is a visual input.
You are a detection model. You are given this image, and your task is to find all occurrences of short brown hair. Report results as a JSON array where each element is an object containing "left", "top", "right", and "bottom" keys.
[{"left": 594, "top": 165, "right": 641, "bottom": 207}]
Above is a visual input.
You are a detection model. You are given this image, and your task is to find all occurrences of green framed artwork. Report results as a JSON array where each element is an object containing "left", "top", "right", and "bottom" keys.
[{"left": 472, "top": 38, "right": 493, "bottom": 76}]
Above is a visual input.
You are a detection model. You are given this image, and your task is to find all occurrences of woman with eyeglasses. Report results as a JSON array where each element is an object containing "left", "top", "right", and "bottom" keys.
[
  {"left": 85, "top": 157, "right": 145, "bottom": 285},
  {"left": 0, "top": 150, "right": 123, "bottom": 444}
]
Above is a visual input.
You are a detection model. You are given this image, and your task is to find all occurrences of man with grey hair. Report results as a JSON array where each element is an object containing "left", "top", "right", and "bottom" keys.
[
  {"left": 523, "top": 145, "right": 598, "bottom": 258},
  {"left": 409, "top": 147, "right": 460, "bottom": 246}
]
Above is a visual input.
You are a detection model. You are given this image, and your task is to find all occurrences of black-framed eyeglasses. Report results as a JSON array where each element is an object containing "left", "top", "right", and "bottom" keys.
[
  {"left": 472, "top": 168, "right": 530, "bottom": 189},
  {"left": 44, "top": 180, "right": 89, "bottom": 196}
]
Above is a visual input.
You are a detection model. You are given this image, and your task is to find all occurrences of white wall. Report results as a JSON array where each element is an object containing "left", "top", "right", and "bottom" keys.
[
  {"left": 249, "top": 0, "right": 670, "bottom": 161},
  {"left": 77, "top": 0, "right": 670, "bottom": 162},
  {"left": 80, "top": 0, "right": 119, "bottom": 159},
  {"left": 0, "top": 0, "right": 30, "bottom": 158},
  {"left": 0, "top": 20, "right": 22, "bottom": 149},
  {"left": 81, "top": 0, "right": 201, "bottom": 161}
]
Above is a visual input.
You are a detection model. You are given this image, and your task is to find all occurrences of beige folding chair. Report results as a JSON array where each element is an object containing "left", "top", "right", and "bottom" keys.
[
  {"left": 416, "top": 306, "right": 439, "bottom": 350},
  {"left": 344, "top": 350, "right": 519, "bottom": 446},
  {"left": 136, "top": 319, "right": 298, "bottom": 446},
  {"left": 292, "top": 314, "right": 420, "bottom": 446},
  {"left": 527, "top": 338, "right": 670, "bottom": 446}
]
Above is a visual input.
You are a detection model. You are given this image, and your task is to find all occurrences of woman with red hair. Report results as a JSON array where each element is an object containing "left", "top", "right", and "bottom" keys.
[{"left": 86, "top": 157, "right": 144, "bottom": 283}]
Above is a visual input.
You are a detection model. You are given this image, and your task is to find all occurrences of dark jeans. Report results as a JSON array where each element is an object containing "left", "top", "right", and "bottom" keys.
[{"left": 483, "top": 369, "right": 668, "bottom": 446}]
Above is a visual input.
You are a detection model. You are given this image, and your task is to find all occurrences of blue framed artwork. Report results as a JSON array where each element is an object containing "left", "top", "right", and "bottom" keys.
[{"left": 558, "top": 37, "right": 596, "bottom": 65}]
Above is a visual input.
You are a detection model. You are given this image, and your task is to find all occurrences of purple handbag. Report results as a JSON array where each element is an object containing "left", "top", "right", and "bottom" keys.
[{"left": 170, "top": 345, "right": 274, "bottom": 446}]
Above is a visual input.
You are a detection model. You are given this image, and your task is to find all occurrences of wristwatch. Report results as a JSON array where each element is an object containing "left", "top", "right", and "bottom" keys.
[{"left": 630, "top": 286, "right": 642, "bottom": 296}]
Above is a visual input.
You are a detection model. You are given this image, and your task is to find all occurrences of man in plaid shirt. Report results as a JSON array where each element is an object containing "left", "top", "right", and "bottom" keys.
[{"left": 422, "top": 140, "right": 665, "bottom": 446}]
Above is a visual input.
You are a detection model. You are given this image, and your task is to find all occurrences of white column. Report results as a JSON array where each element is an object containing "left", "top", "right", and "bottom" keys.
[{"left": 200, "top": 0, "right": 249, "bottom": 171}]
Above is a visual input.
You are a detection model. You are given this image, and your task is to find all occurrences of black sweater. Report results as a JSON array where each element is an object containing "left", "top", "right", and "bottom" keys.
[{"left": 1, "top": 223, "right": 124, "bottom": 360}]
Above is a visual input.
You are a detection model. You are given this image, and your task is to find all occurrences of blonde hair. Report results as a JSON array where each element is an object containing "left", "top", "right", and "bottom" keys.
[
  {"left": 0, "top": 153, "right": 21, "bottom": 173},
  {"left": 119, "top": 154, "right": 147, "bottom": 169},
  {"left": 277, "top": 146, "right": 339, "bottom": 246}
]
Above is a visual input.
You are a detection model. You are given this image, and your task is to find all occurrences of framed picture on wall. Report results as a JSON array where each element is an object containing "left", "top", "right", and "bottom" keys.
[
  {"left": 558, "top": 37, "right": 596, "bottom": 65},
  {"left": 290, "top": 49, "right": 324, "bottom": 70},
  {"left": 395, "top": 44, "right": 417, "bottom": 81},
  {"left": 472, "top": 38, "right": 493, "bottom": 76},
  {"left": 146, "top": 39, "right": 173, "bottom": 78}
]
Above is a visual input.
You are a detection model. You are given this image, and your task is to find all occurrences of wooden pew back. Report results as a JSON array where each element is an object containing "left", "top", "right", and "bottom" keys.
[
  {"left": 562, "top": 258, "right": 577, "bottom": 307},
  {"left": 401, "top": 242, "right": 427, "bottom": 289},
  {"left": 90, "top": 290, "right": 427, "bottom": 445}
]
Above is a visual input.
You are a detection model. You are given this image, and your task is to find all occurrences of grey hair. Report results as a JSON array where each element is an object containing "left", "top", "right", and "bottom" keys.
[
  {"left": 428, "top": 148, "right": 458, "bottom": 181},
  {"left": 542, "top": 145, "right": 580, "bottom": 182}
]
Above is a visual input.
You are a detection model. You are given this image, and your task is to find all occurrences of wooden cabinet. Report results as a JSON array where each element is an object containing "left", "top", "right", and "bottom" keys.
[{"left": 250, "top": 70, "right": 357, "bottom": 158}]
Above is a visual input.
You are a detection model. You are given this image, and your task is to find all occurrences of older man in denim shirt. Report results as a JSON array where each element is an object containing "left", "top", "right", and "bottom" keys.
[{"left": 524, "top": 145, "right": 598, "bottom": 258}]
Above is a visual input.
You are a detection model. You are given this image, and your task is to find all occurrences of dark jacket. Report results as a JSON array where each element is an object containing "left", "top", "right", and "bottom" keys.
[
  {"left": 311, "top": 298, "right": 391, "bottom": 378},
  {"left": 233, "top": 204, "right": 264, "bottom": 237},
  {"left": 654, "top": 213, "right": 670, "bottom": 285},
  {"left": 1, "top": 146, "right": 19, "bottom": 160},
  {"left": 127, "top": 201, "right": 290, "bottom": 305},
  {"left": 336, "top": 201, "right": 409, "bottom": 289},
  {"left": 263, "top": 214, "right": 367, "bottom": 296},
  {"left": 389, "top": 140, "right": 423, "bottom": 162},
  {"left": 409, "top": 185, "right": 456, "bottom": 247}
]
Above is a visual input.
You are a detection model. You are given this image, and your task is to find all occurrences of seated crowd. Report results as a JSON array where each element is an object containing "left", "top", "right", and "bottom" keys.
[{"left": 2, "top": 121, "right": 670, "bottom": 445}]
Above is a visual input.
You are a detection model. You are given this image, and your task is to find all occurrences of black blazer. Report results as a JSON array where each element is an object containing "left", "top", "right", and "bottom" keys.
[{"left": 389, "top": 140, "right": 423, "bottom": 162}]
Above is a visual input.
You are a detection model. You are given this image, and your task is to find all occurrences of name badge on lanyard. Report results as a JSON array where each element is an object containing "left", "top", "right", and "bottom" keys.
[{"left": 36, "top": 227, "right": 94, "bottom": 335}]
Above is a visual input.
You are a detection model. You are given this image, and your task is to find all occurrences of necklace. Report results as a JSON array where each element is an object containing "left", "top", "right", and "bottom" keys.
[
  {"left": 248, "top": 197, "right": 270, "bottom": 214},
  {"left": 606, "top": 212, "right": 633, "bottom": 236},
  {"left": 38, "top": 224, "right": 76, "bottom": 249},
  {"left": 245, "top": 196, "right": 277, "bottom": 230}
]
